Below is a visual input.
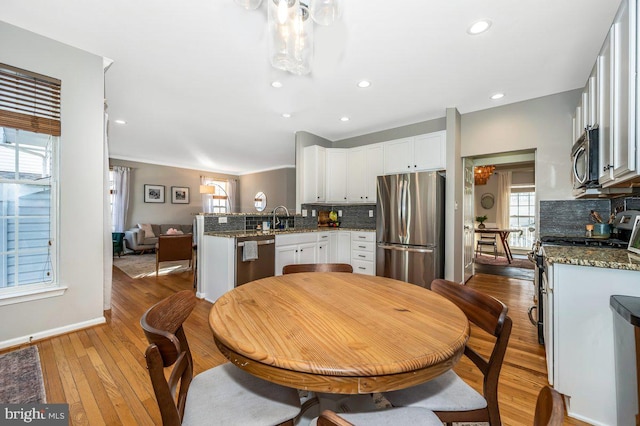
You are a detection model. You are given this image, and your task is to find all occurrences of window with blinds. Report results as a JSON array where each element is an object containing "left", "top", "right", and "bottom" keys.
[
  {"left": 0, "top": 64, "right": 59, "bottom": 294},
  {"left": 0, "top": 63, "right": 61, "bottom": 136}
]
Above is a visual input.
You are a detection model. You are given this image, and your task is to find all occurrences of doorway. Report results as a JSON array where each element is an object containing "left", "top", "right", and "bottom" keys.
[{"left": 463, "top": 149, "right": 536, "bottom": 280}]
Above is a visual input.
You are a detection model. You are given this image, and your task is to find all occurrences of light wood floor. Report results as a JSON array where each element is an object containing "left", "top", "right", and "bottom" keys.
[{"left": 11, "top": 267, "right": 588, "bottom": 425}]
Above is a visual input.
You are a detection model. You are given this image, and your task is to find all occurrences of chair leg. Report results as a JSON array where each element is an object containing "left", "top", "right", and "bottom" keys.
[{"left": 156, "top": 255, "right": 159, "bottom": 277}]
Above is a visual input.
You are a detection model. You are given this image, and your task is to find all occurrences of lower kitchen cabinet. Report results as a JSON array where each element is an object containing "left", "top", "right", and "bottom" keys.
[
  {"left": 351, "top": 231, "right": 376, "bottom": 275},
  {"left": 545, "top": 260, "right": 640, "bottom": 425},
  {"left": 330, "top": 231, "right": 351, "bottom": 264},
  {"left": 275, "top": 233, "right": 318, "bottom": 275}
]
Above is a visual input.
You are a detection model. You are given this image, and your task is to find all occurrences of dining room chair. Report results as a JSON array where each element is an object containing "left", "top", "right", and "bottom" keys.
[
  {"left": 313, "top": 407, "right": 443, "bottom": 426},
  {"left": 476, "top": 234, "right": 498, "bottom": 258},
  {"left": 155, "top": 234, "right": 194, "bottom": 276},
  {"left": 282, "top": 263, "right": 353, "bottom": 274},
  {"left": 314, "top": 385, "right": 563, "bottom": 426},
  {"left": 533, "top": 386, "right": 564, "bottom": 426},
  {"left": 384, "top": 278, "right": 513, "bottom": 426},
  {"left": 140, "top": 290, "right": 301, "bottom": 426}
]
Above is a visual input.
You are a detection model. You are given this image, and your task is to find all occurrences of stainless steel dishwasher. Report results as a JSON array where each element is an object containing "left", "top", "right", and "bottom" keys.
[{"left": 235, "top": 234, "right": 275, "bottom": 286}]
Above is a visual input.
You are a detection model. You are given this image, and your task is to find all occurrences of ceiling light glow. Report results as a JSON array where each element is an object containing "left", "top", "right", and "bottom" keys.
[
  {"left": 271, "top": 81, "right": 283, "bottom": 88},
  {"left": 357, "top": 80, "right": 371, "bottom": 88},
  {"left": 490, "top": 93, "right": 505, "bottom": 100},
  {"left": 114, "top": 119, "right": 127, "bottom": 125},
  {"left": 468, "top": 20, "right": 492, "bottom": 35},
  {"left": 282, "top": 113, "right": 291, "bottom": 118},
  {"left": 340, "top": 116, "right": 350, "bottom": 122}
]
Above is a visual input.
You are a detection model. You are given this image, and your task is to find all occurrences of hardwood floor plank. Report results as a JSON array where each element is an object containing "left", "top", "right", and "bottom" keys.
[{"left": 32, "top": 263, "right": 590, "bottom": 425}]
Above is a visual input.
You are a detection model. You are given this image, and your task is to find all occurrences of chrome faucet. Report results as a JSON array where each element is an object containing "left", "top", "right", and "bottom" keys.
[{"left": 272, "top": 205, "right": 289, "bottom": 230}]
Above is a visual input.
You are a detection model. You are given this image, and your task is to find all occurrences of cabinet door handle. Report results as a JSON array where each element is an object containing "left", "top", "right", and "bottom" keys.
[
  {"left": 358, "top": 255, "right": 366, "bottom": 258},
  {"left": 358, "top": 245, "right": 366, "bottom": 249},
  {"left": 414, "top": 164, "right": 417, "bottom": 167},
  {"left": 358, "top": 267, "right": 366, "bottom": 270},
  {"left": 407, "top": 165, "right": 411, "bottom": 169}
]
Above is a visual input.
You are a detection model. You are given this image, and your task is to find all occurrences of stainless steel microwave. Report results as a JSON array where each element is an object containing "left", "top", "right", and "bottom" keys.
[{"left": 571, "top": 127, "right": 599, "bottom": 191}]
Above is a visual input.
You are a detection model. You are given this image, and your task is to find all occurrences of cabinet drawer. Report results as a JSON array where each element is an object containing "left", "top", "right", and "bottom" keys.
[
  {"left": 351, "top": 232, "right": 375, "bottom": 243},
  {"left": 276, "top": 233, "right": 317, "bottom": 247},
  {"left": 351, "top": 259, "right": 375, "bottom": 275},
  {"left": 351, "top": 250, "right": 374, "bottom": 262},
  {"left": 351, "top": 241, "right": 374, "bottom": 252}
]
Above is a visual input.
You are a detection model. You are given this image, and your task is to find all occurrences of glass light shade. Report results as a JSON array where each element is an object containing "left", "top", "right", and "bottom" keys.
[
  {"left": 287, "top": 4, "right": 313, "bottom": 75},
  {"left": 309, "top": 0, "right": 342, "bottom": 26},
  {"left": 234, "top": 0, "right": 263, "bottom": 10},
  {"left": 268, "top": 0, "right": 298, "bottom": 71}
]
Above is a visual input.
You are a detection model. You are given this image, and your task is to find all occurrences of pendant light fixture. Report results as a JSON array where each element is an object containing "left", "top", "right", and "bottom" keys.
[{"left": 238, "top": 0, "right": 341, "bottom": 75}]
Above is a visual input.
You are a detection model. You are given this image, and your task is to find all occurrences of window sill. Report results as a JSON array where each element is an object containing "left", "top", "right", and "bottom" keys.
[{"left": 0, "top": 285, "right": 68, "bottom": 307}]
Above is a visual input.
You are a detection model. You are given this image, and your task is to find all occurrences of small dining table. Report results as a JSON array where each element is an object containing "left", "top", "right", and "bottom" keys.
[
  {"left": 209, "top": 273, "right": 469, "bottom": 394},
  {"left": 475, "top": 228, "right": 522, "bottom": 263}
]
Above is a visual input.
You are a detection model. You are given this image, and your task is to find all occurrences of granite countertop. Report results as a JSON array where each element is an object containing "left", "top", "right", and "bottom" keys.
[
  {"left": 543, "top": 245, "right": 640, "bottom": 271},
  {"left": 204, "top": 228, "right": 376, "bottom": 238}
]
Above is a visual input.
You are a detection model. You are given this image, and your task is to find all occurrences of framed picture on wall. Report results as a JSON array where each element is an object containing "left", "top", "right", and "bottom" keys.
[
  {"left": 144, "top": 184, "right": 165, "bottom": 203},
  {"left": 171, "top": 186, "right": 190, "bottom": 204}
]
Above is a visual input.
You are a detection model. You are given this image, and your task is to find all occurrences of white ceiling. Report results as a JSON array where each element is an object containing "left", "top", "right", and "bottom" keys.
[{"left": 1, "top": 0, "right": 621, "bottom": 175}]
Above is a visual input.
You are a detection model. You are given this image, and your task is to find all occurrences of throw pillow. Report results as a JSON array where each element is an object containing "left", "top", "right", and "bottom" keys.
[
  {"left": 138, "top": 223, "right": 156, "bottom": 238},
  {"left": 165, "top": 228, "right": 184, "bottom": 235}
]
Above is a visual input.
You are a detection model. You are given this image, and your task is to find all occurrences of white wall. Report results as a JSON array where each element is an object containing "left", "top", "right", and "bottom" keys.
[
  {"left": 0, "top": 21, "right": 106, "bottom": 347},
  {"left": 461, "top": 90, "right": 580, "bottom": 201}
]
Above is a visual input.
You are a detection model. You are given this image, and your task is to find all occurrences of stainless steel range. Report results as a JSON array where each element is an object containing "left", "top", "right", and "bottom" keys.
[{"left": 528, "top": 210, "right": 640, "bottom": 345}]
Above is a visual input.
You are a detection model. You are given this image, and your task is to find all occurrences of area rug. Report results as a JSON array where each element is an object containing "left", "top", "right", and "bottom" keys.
[
  {"left": 113, "top": 253, "right": 192, "bottom": 279},
  {"left": 474, "top": 254, "right": 534, "bottom": 270},
  {"left": 0, "top": 346, "right": 46, "bottom": 404}
]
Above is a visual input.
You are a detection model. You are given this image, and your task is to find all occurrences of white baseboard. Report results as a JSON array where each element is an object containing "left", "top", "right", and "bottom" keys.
[{"left": 0, "top": 316, "right": 106, "bottom": 350}]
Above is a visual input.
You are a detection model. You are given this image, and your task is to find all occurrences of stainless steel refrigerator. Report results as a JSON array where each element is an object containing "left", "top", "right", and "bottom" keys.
[{"left": 376, "top": 171, "right": 445, "bottom": 288}]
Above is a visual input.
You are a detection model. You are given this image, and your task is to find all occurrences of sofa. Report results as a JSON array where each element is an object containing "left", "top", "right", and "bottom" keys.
[{"left": 124, "top": 224, "right": 193, "bottom": 254}]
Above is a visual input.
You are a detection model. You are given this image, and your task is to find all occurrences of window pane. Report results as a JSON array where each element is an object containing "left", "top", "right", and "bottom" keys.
[{"left": 0, "top": 128, "right": 52, "bottom": 181}]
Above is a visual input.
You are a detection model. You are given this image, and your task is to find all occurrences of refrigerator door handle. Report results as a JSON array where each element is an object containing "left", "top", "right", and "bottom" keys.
[{"left": 377, "top": 243, "right": 434, "bottom": 254}]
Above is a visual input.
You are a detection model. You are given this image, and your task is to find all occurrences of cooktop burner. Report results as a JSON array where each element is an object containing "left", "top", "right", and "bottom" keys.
[{"left": 541, "top": 235, "right": 629, "bottom": 248}]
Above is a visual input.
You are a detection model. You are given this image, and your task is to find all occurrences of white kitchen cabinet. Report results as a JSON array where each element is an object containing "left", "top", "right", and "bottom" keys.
[
  {"left": 599, "top": 0, "right": 638, "bottom": 186},
  {"left": 275, "top": 233, "right": 318, "bottom": 275},
  {"left": 303, "top": 145, "right": 326, "bottom": 203},
  {"left": 588, "top": 65, "right": 599, "bottom": 127},
  {"left": 350, "top": 231, "right": 376, "bottom": 275},
  {"left": 326, "top": 148, "right": 348, "bottom": 203},
  {"left": 365, "top": 144, "right": 384, "bottom": 202},
  {"left": 347, "top": 144, "right": 384, "bottom": 203},
  {"left": 329, "top": 231, "right": 351, "bottom": 263},
  {"left": 383, "top": 131, "right": 446, "bottom": 175},
  {"left": 545, "top": 260, "right": 640, "bottom": 425},
  {"left": 317, "top": 241, "right": 329, "bottom": 263}
]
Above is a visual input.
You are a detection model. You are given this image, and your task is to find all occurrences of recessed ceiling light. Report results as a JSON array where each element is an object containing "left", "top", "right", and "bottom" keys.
[
  {"left": 357, "top": 80, "right": 371, "bottom": 88},
  {"left": 271, "top": 81, "right": 283, "bottom": 88},
  {"left": 114, "top": 119, "right": 126, "bottom": 125},
  {"left": 468, "top": 20, "right": 492, "bottom": 35},
  {"left": 490, "top": 93, "right": 505, "bottom": 100},
  {"left": 282, "top": 113, "right": 291, "bottom": 118},
  {"left": 340, "top": 116, "right": 350, "bottom": 122}
]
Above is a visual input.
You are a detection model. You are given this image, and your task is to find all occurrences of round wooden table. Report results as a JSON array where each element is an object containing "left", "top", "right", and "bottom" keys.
[{"left": 209, "top": 272, "right": 469, "bottom": 394}]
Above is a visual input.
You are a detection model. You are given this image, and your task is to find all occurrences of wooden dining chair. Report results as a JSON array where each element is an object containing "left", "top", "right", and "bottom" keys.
[
  {"left": 476, "top": 234, "right": 498, "bottom": 258},
  {"left": 384, "top": 278, "right": 513, "bottom": 426},
  {"left": 315, "top": 407, "right": 443, "bottom": 426},
  {"left": 282, "top": 263, "right": 353, "bottom": 274},
  {"left": 140, "top": 290, "right": 301, "bottom": 426},
  {"left": 316, "top": 385, "right": 563, "bottom": 426},
  {"left": 155, "top": 234, "right": 194, "bottom": 276},
  {"left": 533, "top": 386, "right": 564, "bottom": 426}
]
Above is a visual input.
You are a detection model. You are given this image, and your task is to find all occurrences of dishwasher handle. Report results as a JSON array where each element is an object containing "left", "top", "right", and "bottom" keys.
[{"left": 237, "top": 239, "right": 275, "bottom": 247}]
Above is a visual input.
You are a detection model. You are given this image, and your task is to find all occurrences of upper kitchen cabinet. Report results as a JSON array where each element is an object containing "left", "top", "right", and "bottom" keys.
[
  {"left": 347, "top": 144, "right": 384, "bottom": 203},
  {"left": 326, "top": 148, "right": 348, "bottom": 202},
  {"left": 599, "top": 0, "right": 638, "bottom": 187},
  {"left": 303, "top": 145, "right": 326, "bottom": 203},
  {"left": 383, "top": 131, "right": 446, "bottom": 174}
]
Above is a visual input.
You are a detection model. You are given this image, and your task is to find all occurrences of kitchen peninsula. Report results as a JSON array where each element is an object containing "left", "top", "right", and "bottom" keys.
[
  {"left": 195, "top": 213, "right": 376, "bottom": 304},
  {"left": 542, "top": 245, "right": 640, "bottom": 425}
]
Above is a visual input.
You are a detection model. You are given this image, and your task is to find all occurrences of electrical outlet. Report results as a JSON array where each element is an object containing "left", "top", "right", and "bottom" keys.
[
  {"left": 219, "top": 216, "right": 228, "bottom": 224},
  {"left": 338, "top": 210, "right": 343, "bottom": 217},
  {"left": 312, "top": 210, "right": 316, "bottom": 217},
  {"left": 302, "top": 209, "right": 308, "bottom": 217},
  {"left": 369, "top": 210, "right": 374, "bottom": 218}
]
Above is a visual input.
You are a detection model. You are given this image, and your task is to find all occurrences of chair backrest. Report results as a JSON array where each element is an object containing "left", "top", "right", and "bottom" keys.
[
  {"left": 282, "top": 263, "right": 353, "bottom": 274},
  {"left": 430, "top": 279, "right": 512, "bottom": 426},
  {"left": 533, "top": 386, "right": 564, "bottom": 426},
  {"left": 157, "top": 234, "right": 193, "bottom": 263},
  {"left": 479, "top": 234, "right": 497, "bottom": 241},
  {"left": 317, "top": 410, "right": 354, "bottom": 426},
  {"left": 140, "top": 290, "right": 197, "bottom": 426}
]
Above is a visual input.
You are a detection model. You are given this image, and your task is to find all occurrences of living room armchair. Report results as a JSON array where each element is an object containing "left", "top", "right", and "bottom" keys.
[{"left": 155, "top": 234, "right": 194, "bottom": 276}]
